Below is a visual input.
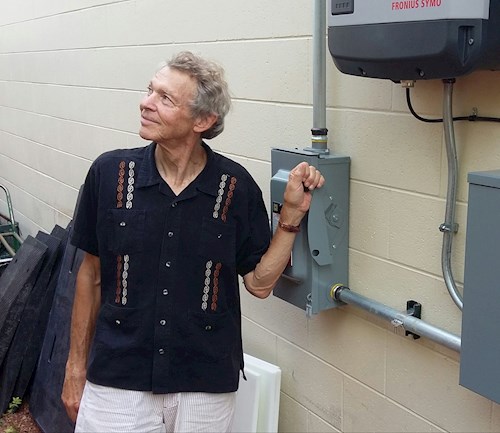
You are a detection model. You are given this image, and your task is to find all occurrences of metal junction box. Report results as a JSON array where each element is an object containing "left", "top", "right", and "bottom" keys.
[
  {"left": 328, "top": 0, "right": 500, "bottom": 81},
  {"left": 271, "top": 148, "right": 350, "bottom": 315},
  {"left": 460, "top": 170, "right": 500, "bottom": 404}
]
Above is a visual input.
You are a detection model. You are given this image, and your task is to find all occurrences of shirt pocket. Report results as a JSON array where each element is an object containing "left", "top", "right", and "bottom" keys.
[
  {"left": 185, "top": 310, "right": 236, "bottom": 362},
  {"left": 197, "top": 217, "right": 236, "bottom": 265},
  {"left": 106, "top": 209, "right": 146, "bottom": 254},
  {"left": 94, "top": 303, "right": 145, "bottom": 353}
]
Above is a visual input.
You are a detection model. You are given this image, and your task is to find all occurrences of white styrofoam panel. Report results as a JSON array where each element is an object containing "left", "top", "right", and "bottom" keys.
[
  {"left": 233, "top": 367, "right": 260, "bottom": 433},
  {"left": 242, "top": 353, "right": 281, "bottom": 433}
]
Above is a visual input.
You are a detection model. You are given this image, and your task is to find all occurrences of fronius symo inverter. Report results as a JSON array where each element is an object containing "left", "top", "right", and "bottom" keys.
[{"left": 328, "top": 0, "right": 500, "bottom": 81}]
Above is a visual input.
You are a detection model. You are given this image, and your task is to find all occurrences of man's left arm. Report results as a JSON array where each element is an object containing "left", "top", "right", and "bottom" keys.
[{"left": 243, "top": 162, "right": 324, "bottom": 298}]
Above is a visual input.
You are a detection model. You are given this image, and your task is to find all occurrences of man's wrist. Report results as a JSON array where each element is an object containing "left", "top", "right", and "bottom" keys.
[
  {"left": 278, "top": 220, "right": 300, "bottom": 233},
  {"left": 278, "top": 205, "right": 304, "bottom": 227}
]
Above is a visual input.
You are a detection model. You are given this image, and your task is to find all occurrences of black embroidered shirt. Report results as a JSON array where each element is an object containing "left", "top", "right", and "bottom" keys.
[{"left": 71, "top": 142, "right": 271, "bottom": 393}]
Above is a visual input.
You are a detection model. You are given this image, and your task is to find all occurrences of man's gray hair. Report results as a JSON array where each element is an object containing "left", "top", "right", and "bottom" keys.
[{"left": 166, "top": 51, "right": 231, "bottom": 140}]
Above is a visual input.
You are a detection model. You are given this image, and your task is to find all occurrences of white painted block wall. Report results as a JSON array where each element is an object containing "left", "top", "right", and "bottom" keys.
[{"left": 2, "top": 1, "right": 500, "bottom": 431}]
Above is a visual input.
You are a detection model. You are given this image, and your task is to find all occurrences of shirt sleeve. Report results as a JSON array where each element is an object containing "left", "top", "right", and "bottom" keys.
[
  {"left": 70, "top": 160, "right": 100, "bottom": 256},
  {"left": 236, "top": 181, "right": 271, "bottom": 276}
]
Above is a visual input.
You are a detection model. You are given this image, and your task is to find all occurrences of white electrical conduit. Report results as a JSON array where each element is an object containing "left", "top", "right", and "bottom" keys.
[{"left": 441, "top": 79, "right": 464, "bottom": 310}]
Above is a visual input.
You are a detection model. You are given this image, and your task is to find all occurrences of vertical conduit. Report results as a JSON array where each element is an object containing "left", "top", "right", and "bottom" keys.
[
  {"left": 311, "top": 0, "right": 329, "bottom": 152},
  {"left": 441, "top": 79, "right": 464, "bottom": 310}
]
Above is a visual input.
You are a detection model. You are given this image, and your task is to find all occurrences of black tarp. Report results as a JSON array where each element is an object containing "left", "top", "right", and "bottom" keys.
[
  {"left": 0, "top": 236, "right": 47, "bottom": 369},
  {"left": 29, "top": 223, "right": 83, "bottom": 433},
  {"left": 0, "top": 230, "right": 61, "bottom": 413},
  {"left": 12, "top": 226, "right": 69, "bottom": 400},
  {"left": 0, "top": 226, "right": 69, "bottom": 414}
]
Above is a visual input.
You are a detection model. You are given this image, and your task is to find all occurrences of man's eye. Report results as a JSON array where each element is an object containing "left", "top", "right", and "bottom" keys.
[
  {"left": 147, "top": 86, "right": 153, "bottom": 95},
  {"left": 161, "top": 94, "right": 175, "bottom": 106}
]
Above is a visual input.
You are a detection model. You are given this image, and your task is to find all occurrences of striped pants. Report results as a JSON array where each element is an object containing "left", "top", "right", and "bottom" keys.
[{"left": 75, "top": 381, "right": 236, "bottom": 433}]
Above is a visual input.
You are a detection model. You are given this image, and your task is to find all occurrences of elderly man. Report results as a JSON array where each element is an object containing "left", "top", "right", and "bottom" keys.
[{"left": 62, "top": 51, "right": 324, "bottom": 432}]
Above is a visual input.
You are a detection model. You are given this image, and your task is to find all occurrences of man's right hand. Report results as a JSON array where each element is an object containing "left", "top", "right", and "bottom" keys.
[
  {"left": 61, "top": 252, "right": 101, "bottom": 423},
  {"left": 61, "top": 365, "right": 87, "bottom": 423}
]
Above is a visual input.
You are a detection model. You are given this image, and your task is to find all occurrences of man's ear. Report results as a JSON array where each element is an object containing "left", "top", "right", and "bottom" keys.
[{"left": 194, "top": 113, "right": 218, "bottom": 134}]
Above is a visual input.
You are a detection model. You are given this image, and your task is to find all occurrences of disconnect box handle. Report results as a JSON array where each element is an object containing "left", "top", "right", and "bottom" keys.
[{"left": 307, "top": 186, "right": 334, "bottom": 266}]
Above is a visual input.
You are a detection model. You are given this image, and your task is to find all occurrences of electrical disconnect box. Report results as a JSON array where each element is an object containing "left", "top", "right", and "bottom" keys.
[
  {"left": 328, "top": 0, "right": 500, "bottom": 81},
  {"left": 460, "top": 170, "right": 500, "bottom": 404},
  {"left": 271, "top": 148, "right": 350, "bottom": 315}
]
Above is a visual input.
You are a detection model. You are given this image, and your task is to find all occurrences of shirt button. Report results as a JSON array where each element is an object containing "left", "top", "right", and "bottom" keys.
[
  {"left": 165, "top": 261, "right": 171, "bottom": 267},
  {"left": 158, "top": 349, "right": 165, "bottom": 355},
  {"left": 120, "top": 221, "right": 126, "bottom": 227},
  {"left": 160, "top": 320, "right": 166, "bottom": 326},
  {"left": 171, "top": 202, "right": 177, "bottom": 208},
  {"left": 205, "top": 325, "right": 212, "bottom": 331},
  {"left": 162, "top": 289, "right": 169, "bottom": 295},
  {"left": 168, "top": 231, "right": 174, "bottom": 237}
]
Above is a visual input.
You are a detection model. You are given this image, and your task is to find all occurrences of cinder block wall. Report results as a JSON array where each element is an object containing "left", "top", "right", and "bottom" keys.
[{"left": 2, "top": 1, "right": 500, "bottom": 431}]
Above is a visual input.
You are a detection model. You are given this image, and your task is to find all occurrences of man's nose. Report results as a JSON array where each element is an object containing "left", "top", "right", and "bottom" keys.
[{"left": 140, "top": 92, "right": 156, "bottom": 111}]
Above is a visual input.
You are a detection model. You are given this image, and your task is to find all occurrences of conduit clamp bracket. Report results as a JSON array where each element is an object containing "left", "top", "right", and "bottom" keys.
[
  {"left": 439, "top": 222, "right": 459, "bottom": 233},
  {"left": 405, "top": 300, "right": 422, "bottom": 340}
]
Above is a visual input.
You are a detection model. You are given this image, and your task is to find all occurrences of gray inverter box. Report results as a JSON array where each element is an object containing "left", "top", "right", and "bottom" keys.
[
  {"left": 460, "top": 170, "right": 500, "bottom": 403},
  {"left": 328, "top": 0, "right": 500, "bottom": 81}
]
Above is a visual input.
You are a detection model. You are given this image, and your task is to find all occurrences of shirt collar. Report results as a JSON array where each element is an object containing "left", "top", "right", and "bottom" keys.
[
  {"left": 135, "top": 141, "right": 221, "bottom": 198},
  {"left": 195, "top": 142, "right": 220, "bottom": 197},
  {"left": 135, "top": 142, "right": 162, "bottom": 189}
]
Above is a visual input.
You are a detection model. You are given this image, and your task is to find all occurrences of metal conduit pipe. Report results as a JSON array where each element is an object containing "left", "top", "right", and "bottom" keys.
[
  {"left": 311, "top": 0, "right": 328, "bottom": 151},
  {"left": 332, "top": 286, "right": 461, "bottom": 353},
  {"left": 440, "top": 79, "right": 464, "bottom": 310}
]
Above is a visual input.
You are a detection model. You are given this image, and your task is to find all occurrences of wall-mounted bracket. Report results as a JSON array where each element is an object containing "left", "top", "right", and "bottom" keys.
[
  {"left": 439, "top": 222, "right": 459, "bottom": 233},
  {"left": 405, "top": 300, "right": 422, "bottom": 340}
]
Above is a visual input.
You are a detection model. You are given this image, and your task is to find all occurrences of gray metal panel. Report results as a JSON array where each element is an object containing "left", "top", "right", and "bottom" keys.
[
  {"left": 460, "top": 172, "right": 500, "bottom": 403},
  {"left": 468, "top": 170, "right": 500, "bottom": 189},
  {"left": 271, "top": 148, "right": 350, "bottom": 315}
]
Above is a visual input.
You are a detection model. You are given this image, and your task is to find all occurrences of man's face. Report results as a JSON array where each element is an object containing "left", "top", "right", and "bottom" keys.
[{"left": 139, "top": 67, "right": 199, "bottom": 145}]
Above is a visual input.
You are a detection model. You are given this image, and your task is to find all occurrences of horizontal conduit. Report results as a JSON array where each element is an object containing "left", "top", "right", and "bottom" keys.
[{"left": 333, "top": 286, "right": 461, "bottom": 353}]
